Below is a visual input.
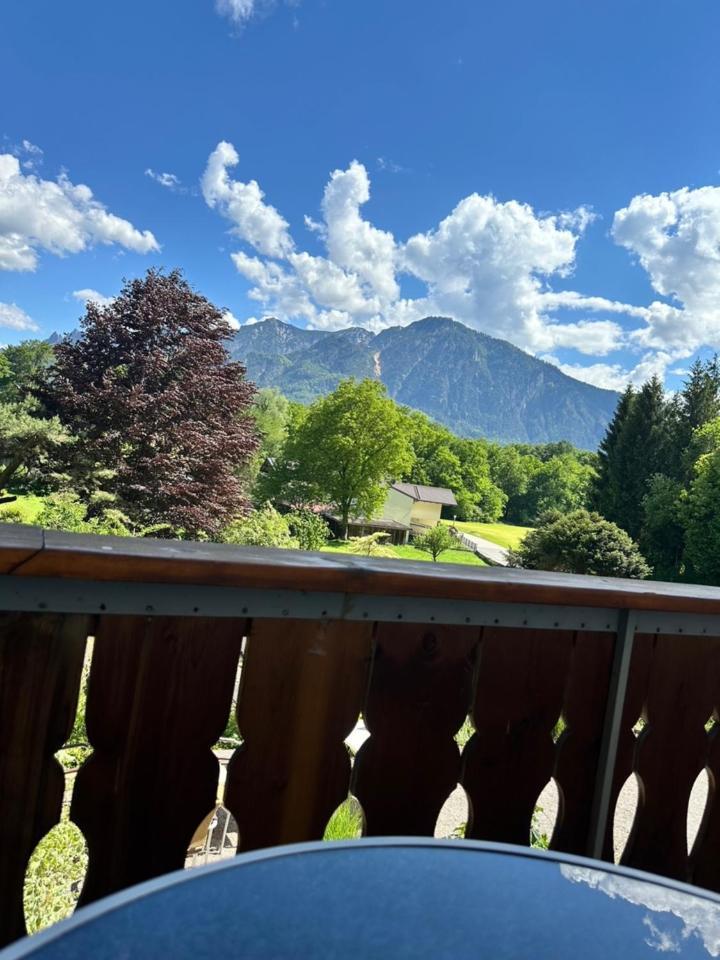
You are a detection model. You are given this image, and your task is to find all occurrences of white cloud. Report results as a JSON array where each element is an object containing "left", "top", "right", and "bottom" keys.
[
  {"left": 72, "top": 288, "right": 115, "bottom": 308},
  {"left": 613, "top": 185, "right": 720, "bottom": 352},
  {"left": 13, "top": 140, "right": 44, "bottom": 171},
  {"left": 541, "top": 319, "right": 624, "bottom": 356},
  {"left": 145, "top": 168, "right": 183, "bottom": 191},
  {"left": 222, "top": 309, "right": 241, "bottom": 330},
  {"left": 201, "top": 142, "right": 293, "bottom": 258},
  {"left": 377, "top": 157, "right": 409, "bottom": 175},
  {"left": 542, "top": 350, "right": 677, "bottom": 391},
  {"left": 322, "top": 161, "right": 399, "bottom": 304},
  {"left": 215, "top": 0, "right": 258, "bottom": 24},
  {"left": 202, "top": 141, "right": 720, "bottom": 388},
  {"left": 0, "top": 152, "right": 159, "bottom": 271},
  {"left": 207, "top": 141, "right": 621, "bottom": 348},
  {"left": 0, "top": 301, "right": 38, "bottom": 331},
  {"left": 215, "top": 0, "right": 296, "bottom": 28}
]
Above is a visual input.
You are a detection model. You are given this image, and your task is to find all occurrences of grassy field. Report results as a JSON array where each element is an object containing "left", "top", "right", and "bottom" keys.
[
  {"left": 442, "top": 520, "right": 532, "bottom": 550},
  {"left": 0, "top": 493, "right": 45, "bottom": 522},
  {"left": 322, "top": 540, "right": 486, "bottom": 566}
]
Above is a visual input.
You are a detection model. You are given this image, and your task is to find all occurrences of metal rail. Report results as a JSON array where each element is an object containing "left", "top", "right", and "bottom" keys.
[{"left": 3, "top": 576, "right": 720, "bottom": 636}]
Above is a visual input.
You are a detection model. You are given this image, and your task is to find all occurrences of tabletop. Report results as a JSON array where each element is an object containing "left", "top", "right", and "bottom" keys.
[{"left": 4, "top": 839, "right": 720, "bottom": 959}]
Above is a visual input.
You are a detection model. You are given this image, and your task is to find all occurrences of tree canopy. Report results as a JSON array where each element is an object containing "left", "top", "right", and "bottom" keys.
[
  {"left": 508, "top": 509, "right": 650, "bottom": 579},
  {"left": 269, "top": 378, "right": 413, "bottom": 536},
  {"left": 40, "top": 269, "right": 259, "bottom": 537}
]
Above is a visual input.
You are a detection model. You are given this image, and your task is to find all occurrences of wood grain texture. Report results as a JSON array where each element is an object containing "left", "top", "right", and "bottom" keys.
[
  {"left": 621, "top": 633, "right": 720, "bottom": 881},
  {"left": 692, "top": 700, "right": 720, "bottom": 891},
  {"left": 354, "top": 623, "right": 478, "bottom": 836},
  {"left": 71, "top": 615, "right": 243, "bottom": 904},
  {"left": 0, "top": 612, "right": 88, "bottom": 946},
  {"left": 462, "top": 627, "right": 573, "bottom": 845},
  {"left": 5, "top": 527, "right": 720, "bottom": 614},
  {"left": 0, "top": 525, "right": 43, "bottom": 574},
  {"left": 225, "top": 618, "right": 372, "bottom": 851},
  {"left": 551, "top": 631, "right": 614, "bottom": 855}
]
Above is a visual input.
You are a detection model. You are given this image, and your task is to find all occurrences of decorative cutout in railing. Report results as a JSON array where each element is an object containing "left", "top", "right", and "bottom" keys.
[{"left": 4, "top": 525, "right": 720, "bottom": 946}]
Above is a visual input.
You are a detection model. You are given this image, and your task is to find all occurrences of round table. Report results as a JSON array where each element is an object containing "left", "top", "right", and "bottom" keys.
[{"left": 5, "top": 839, "right": 720, "bottom": 959}]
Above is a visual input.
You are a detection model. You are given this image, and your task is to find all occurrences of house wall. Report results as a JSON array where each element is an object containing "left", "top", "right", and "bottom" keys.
[
  {"left": 409, "top": 500, "right": 442, "bottom": 529},
  {"left": 381, "top": 487, "right": 414, "bottom": 526}
]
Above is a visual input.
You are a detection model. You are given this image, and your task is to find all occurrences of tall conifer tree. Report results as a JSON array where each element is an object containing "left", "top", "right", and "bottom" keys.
[{"left": 591, "top": 385, "right": 635, "bottom": 523}]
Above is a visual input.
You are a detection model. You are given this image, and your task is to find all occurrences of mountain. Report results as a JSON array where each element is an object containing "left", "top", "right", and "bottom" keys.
[{"left": 229, "top": 316, "right": 619, "bottom": 448}]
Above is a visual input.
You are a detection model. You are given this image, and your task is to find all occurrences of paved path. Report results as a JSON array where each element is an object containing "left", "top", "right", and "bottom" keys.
[{"left": 452, "top": 530, "right": 509, "bottom": 566}]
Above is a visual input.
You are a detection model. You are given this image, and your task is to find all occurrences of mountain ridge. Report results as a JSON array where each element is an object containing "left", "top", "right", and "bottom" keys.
[{"left": 230, "top": 316, "right": 618, "bottom": 449}]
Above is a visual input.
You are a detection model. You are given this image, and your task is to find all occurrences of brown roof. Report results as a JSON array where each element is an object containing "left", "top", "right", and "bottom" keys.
[{"left": 391, "top": 483, "right": 458, "bottom": 506}]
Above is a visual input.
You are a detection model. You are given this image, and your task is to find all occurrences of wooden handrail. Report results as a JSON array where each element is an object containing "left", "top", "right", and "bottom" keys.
[{"left": 3, "top": 524, "right": 720, "bottom": 615}]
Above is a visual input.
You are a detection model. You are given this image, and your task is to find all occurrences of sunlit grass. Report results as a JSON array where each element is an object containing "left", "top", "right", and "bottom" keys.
[
  {"left": 321, "top": 541, "right": 486, "bottom": 566},
  {"left": 442, "top": 520, "right": 531, "bottom": 550},
  {"left": 0, "top": 493, "right": 46, "bottom": 523}
]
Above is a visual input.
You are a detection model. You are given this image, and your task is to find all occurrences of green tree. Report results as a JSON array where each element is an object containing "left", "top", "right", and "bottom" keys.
[
  {"left": 673, "top": 358, "right": 720, "bottom": 479},
  {"left": 402, "top": 411, "right": 505, "bottom": 521},
  {"left": 592, "top": 385, "right": 635, "bottom": 521},
  {"left": 683, "top": 450, "right": 720, "bottom": 585},
  {"left": 0, "top": 340, "right": 55, "bottom": 405},
  {"left": 251, "top": 388, "right": 290, "bottom": 459},
  {"left": 509, "top": 454, "right": 595, "bottom": 524},
  {"left": 683, "top": 417, "right": 720, "bottom": 470},
  {"left": 282, "top": 379, "right": 413, "bottom": 537},
  {"left": 639, "top": 475, "right": 685, "bottom": 582},
  {"left": 508, "top": 509, "right": 650, "bottom": 578},
  {"left": 0, "top": 402, "right": 69, "bottom": 492},
  {"left": 488, "top": 444, "right": 534, "bottom": 502},
  {"left": 414, "top": 525, "right": 456, "bottom": 561},
  {"left": 286, "top": 509, "right": 330, "bottom": 551},
  {"left": 218, "top": 504, "right": 298, "bottom": 548},
  {"left": 597, "top": 376, "right": 671, "bottom": 538}
]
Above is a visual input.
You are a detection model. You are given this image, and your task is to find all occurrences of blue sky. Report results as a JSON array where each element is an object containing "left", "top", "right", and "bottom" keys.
[{"left": 1, "top": 0, "right": 720, "bottom": 391}]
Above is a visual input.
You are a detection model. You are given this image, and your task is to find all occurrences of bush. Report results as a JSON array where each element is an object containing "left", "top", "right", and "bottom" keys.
[
  {"left": 346, "top": 532, "right": 397, "bottom": 557},
  {"left": 414, "top": 525, "right": 456, "bottom": 561},
  {"left": 35, "top": 493, "right": 134, "bottom": 536},
  {"left": 0, "top": 506, "right": 24, "bottom": 524},
  {"left": 219, "top": 505, "right": 298, "bottom": 549},
  {"left": 508, "top": 509, "right": 651, "bottom": 578},
  {"left": 286, "top": 510, "right": 330, "bottom": 551}
]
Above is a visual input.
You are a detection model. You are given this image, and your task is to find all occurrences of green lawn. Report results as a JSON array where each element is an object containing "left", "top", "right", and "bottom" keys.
[
  {"left": 321, "top": 540, "right": 486, "bottom": 566},
  {"left": 442, "top": 520, "right": 532, "bottom": 550},
  {"left": 0, "top": 493, "right": 46, "bottom": 523}
]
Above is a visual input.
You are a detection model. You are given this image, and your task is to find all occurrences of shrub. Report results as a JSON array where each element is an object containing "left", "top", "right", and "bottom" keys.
[
  {"left": 345, "top": 532, "right": 397, "bottom": 557},
  {"left": 414, "top": 525, "right": 456, "bottom": 562},
  {"left": 286, "top": 509, "right": 330, "bottom": 551},
  {"left": 508, "top": 509, "right": 651, "bottom": 578},
  {"left": 35, "top": 493, "right": 134, "bottom": 536},
  {"left": 219, "top": 505, "right": 298, "bottom": 549},
  {"left": 0, "top": 506, "right": 24, "bottom": 524}
]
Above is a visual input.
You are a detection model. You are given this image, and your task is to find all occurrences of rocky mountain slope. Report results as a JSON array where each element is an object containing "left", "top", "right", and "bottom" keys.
[{"left": 230, "top": 316, "right": 618, "bottom": 448}]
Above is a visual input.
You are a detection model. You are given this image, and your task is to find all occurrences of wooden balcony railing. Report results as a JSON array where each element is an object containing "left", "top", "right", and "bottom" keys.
[{"left": 4, "top": 524, "right": 720, "bottom": 944}]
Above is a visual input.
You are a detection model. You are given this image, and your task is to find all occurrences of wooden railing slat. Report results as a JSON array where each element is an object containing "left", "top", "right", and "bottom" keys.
[
  {"left": 225, "top": 619, "right": 372, "bottom": 851},
  {"left": 71, "top": 615, "right": 243, "bottom": 904},
  {"left": 551, "top": 631, "right": 614, "bottom": 855},
  {"left": 620, "top": 633, "right": 720, "bottom": 881},
  {"left": 462, "top": 627, "right": 574, "bottom": 845},
  {"left": 0, "top": 612, "right": 89, "bottom": 945},
  {"left": 354, "top": 623, "right": 478, "bottom": 836}
]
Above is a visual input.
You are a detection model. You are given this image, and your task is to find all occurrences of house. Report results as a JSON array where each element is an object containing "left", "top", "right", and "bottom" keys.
[
  {"left": 323, "top": 484, "right": 457, "bottom": 545},
  {"left": 384, "top": 483, "right": 458, "bottom": 533}
]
